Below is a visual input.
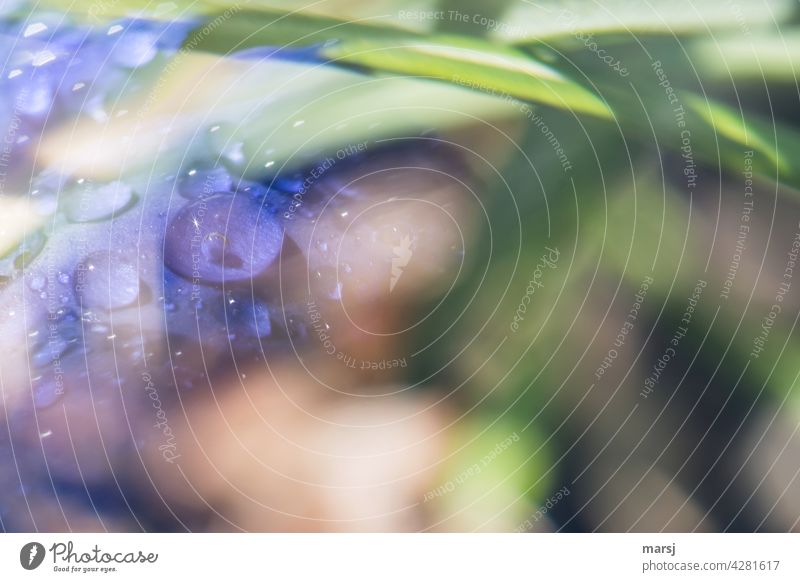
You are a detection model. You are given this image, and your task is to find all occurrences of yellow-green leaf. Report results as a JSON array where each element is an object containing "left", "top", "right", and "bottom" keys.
[
  {"left": 495, "top": 0, "right": 795, "bottom": 42},
  {"left": 322, "top": 36, "right": 612, "bottom": 118}
]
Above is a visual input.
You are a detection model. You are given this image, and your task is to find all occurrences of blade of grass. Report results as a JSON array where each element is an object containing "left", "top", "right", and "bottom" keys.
[
  {"left": 182, "top": 8, "right": 425, "bottom": 55},
  {"left": 35, "top": 0, "right": 434, "bottom": 29},
  {"left": 320, "top": 36, "right": 613, "bottom": 118},
  {"left": 494, "top": 0, "right": 794, "bottom": 43},
  {"left": 691, "top": 31, "right": 800, "bottom": 81}
]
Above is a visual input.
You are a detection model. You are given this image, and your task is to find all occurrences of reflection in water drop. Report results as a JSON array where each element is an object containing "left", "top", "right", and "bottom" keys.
[
  {"left": 165, "top": 194, "right": 283, "bottom": 284},
  {"left": 202, "top": 231, "right": 242, "bottom": 269}
]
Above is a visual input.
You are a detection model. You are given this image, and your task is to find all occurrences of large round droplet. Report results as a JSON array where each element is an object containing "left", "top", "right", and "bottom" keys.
[
  {"left": 164, "top": 193, "right": 283, "bottom": 284},
  {"left": 74, "top": 251, "right": 141, "bottom": 310},
  {"left": 63, "top": 180, "right": 135, "bottom": 222}
]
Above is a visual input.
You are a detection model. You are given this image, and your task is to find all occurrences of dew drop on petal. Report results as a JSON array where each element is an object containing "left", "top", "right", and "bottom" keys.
[
  {"left": 63, "top": 181, "right": 135, "bottom": 223},
  {"left": 75, "top": 252, "right": 141, "bottom": 310},
  {"left": 28, "top": 273, "right": 46, "bottom": 291},
  {"left": 23, "top": 22, "right": 48, "bottom": 37},
  {"left": 165, "top": 194, "right": 283, "bottom": 283}
]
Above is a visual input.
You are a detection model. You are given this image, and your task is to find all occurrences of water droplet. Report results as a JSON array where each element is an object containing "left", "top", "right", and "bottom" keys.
[
  {"left": 165, "top": 194, "right": 283, "bottom": 283},
  {"left": 75, "top": 252, "right": 140, "bottom": 310},
  {"left": 28, "top": 273, "right": 46, "bottom": 291},
  {"left": 31, "top": 50, "right": 56, "bottom": 67},
  {"left": 23, "top": 23, "right": 48, "bottom": 37},
  {"left": 63, "top": 180, "right": 136, "bottom": 222}
]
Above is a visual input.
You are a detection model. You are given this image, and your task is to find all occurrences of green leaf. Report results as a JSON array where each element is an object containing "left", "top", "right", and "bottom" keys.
[
  {"left": 691, "top": 31, "right": 800, "bottom": 81},
  {"left": 184, "top": 8, "right": 612, "bottom": 119},
  {"left": 660, "top": 92, "right": 800, "bottom": 190},
  {"left": 425, "top": 418, "right": 554, "bottom": 531},
  {"left": 321, "top": 36, "right": 612, "bottom": 118},
  {"left": 182, "top": 8, "right": 424, "bottom": 55},
  {"left": 684, "top": 93, "right": 785, "bottom": 172},
  {"left": 494, "top": 0, "right": 795, "bottom": 42},
  {"left": 598, "top": 80, "right": 800, "bottom": 192},
  {"left": 32, "top": 0, "right": 225, "bottom": 20},
  {"left": 34, "top": 0, "right": 436, "bottom": 27}
]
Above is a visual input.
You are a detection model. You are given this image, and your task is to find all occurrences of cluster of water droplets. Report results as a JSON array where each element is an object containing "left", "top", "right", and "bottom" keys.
[
  {"left": 0, "top": 9, "right": 367, "bottom": 427},
  {"left": 0, "top": 13, "right": 190, "bottom": 282},
  {"left": 0, "top": 10, "right": 472, "bottom": 531}
]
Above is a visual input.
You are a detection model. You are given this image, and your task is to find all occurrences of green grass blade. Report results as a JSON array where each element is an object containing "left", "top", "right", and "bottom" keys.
[
  {"left": 495, "top": 0, "right": 795, "bottom": 42},
  {"left": 34, "top": 0, "right": 435, "bottom": 27},
  {"left": 691, "top": 31, "right": 800, "bottom": 81},
  {"left": 182, "top": 8, "right": 424, "bottom": 55},
  {"left": 320, "top": 36, "right": 613, "bottom": 118}
]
